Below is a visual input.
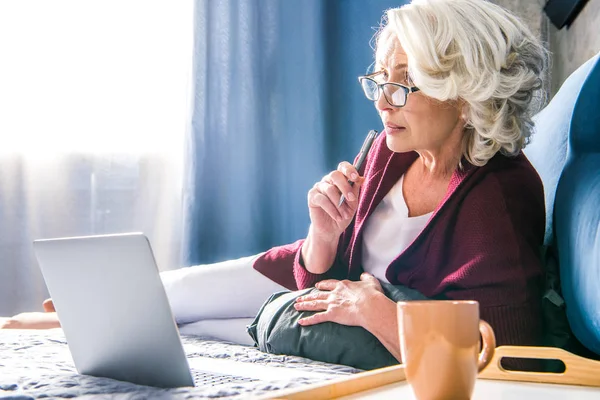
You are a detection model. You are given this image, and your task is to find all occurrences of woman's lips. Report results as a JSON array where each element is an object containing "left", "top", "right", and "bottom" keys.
[{"left": 385, "top": 124, "right": 406, "bottom": 135}]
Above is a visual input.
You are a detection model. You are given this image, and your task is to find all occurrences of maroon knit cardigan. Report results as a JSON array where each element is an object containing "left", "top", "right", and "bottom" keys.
[{"left": 253, "top": 133, "right": 545, "bottom": 347}]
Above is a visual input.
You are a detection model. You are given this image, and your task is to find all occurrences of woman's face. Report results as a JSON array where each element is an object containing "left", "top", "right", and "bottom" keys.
[{"left": 375, "top": 40, "right": 465, "bottom": 155}]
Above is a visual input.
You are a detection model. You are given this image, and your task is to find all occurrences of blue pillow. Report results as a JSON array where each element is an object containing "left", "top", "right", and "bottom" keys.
[
  {"left": 525, "top": 54, "right": 599, "bottom": 246},
  {"left": 554, "top": 53, "right": 600, "bottom": 356}
]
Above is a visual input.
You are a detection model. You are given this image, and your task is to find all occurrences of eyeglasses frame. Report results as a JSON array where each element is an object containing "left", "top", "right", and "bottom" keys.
[{"left": 358, "top": 70, "right": 420, "bottom": 107}]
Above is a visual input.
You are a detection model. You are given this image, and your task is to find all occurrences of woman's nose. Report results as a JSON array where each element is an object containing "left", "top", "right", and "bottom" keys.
[{"left": 375, "top": 90, "right": 394, "bottom": 112}]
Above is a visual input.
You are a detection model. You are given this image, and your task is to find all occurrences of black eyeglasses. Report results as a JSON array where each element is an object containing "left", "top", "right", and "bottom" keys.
[{"left": 358, "top": 70, "right": 420, "bottom": 107}]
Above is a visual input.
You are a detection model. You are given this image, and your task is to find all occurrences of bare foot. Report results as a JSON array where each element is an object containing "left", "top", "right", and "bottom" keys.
[{"left": 0, "top": 312, "right": 60, "bottom": 329}]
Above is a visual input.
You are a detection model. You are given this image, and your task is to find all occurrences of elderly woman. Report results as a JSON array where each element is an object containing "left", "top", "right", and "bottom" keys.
[{"left": 2, "top": 0, "right": 548, "bottom": 362}]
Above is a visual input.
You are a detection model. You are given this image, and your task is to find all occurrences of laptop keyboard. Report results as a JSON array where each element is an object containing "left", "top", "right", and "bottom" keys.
[{"left": 193, "top": 370, "right": 260, "bottom": 387}]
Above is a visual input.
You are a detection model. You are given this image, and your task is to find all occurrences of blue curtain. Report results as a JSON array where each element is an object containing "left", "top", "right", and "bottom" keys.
[{"left": 183, "top": 0, "right": 406, "bottom": 265}]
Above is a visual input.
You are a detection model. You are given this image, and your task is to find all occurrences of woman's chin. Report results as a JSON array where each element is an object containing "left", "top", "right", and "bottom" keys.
[{"left": 385, "top": 135, "right": 413, "bottom": 154}]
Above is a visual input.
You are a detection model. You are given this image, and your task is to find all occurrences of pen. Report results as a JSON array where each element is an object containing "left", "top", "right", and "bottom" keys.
[{"left": 338, "top": 129, "right": 379, "bottom": 208}]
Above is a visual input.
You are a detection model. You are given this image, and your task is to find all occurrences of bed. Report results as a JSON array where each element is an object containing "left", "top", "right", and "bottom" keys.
[{"left": 0, "top": 329, "right": 360, "bottom": 399}]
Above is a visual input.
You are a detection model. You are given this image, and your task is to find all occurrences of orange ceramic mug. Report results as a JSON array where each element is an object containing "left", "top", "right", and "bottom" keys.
[{"left": 397, "top": 300, "right": 496, "bottom": 400}]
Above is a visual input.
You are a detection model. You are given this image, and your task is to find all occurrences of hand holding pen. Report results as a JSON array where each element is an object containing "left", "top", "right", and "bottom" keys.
[
  {"left": 306, "top": 129, "right": 379, "bottom": 241},
  {"left": 338, "top": 129, "right": 379, "bottom": 207}
]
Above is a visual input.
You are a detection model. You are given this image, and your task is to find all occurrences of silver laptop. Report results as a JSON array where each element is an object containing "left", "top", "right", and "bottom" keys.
[{"left": 33, "top": 233, "right": 327, "bottom": 388}]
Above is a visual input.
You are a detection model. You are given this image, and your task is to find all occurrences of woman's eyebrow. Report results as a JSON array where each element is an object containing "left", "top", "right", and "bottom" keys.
[{"left": 374, "top": 62, "right": 407, "bottom": 71}]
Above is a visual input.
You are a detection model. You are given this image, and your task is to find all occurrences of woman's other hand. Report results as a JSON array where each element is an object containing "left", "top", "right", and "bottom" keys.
[
  {"left": 294, "top": 272, "right": 384, "bottom": 327},
  {"left": 307, "top": 161, "right": 364, "bottom": 241}
]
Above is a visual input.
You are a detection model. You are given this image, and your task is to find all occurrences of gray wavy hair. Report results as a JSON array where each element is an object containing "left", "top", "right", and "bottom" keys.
[{"left": 375, "top": 0, "right": 549, "bottom": 166}]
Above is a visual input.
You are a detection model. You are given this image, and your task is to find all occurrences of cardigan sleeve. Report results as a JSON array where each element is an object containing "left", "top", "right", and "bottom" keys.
[
  {"left": 252, "top": 233, "right": 351, "bottom": 290},
  {"left": 252, "top": 229, "right": 352, "bottom": 291},
  {"left": 293, "top": 235, "right": 351, "bottom": 289}
]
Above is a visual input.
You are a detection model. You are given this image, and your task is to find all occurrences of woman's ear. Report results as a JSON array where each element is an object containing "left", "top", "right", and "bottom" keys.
[
  {"left": 457, "top": 99, "right": 469, "bottom": 122},
  {"left": 459, "top": 101, "right": 470, "bottom": 124}
]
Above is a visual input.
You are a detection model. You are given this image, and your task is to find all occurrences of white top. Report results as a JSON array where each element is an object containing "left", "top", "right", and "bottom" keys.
[{"left": 361, "top": 175, "right": 433, "bottom": 283}]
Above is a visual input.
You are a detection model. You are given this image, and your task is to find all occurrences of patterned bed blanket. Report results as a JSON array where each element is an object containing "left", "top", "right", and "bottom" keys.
[{"left": 0, "top": 329, "right": 360, "bottom": 399}]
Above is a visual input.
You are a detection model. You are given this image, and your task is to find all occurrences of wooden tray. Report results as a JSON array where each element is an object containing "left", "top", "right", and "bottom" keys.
[
  {"left": 263, "top": 346, "right": 600, "bottom": 399},
  {"left": 262, "top": 364, "right": 406, "bottom": 400},
  {"left": 479, "top": 345, "right": 600, "bottom": 387}
]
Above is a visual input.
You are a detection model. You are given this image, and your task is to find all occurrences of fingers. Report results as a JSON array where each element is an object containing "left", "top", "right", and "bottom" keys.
[
  {"left": 307, "top": 161, "right": 364, "bottom": 218},
  {"left": 330, "top": 171, "right": 356, "bottom": 203},
  {"left": 297, "top": 311, "right": 330, "bottom": 326},
  {"left": 359, "top": 272, "right": 376, "bottom": 282},
  {"left": 309, "top": 180, "right": 356, "bottom": 221},
  {"left": 337, "top": 161, "right": 359, "bottom": 182},
  {"left": 334, "top": 163, "right": 364, "bottom": 209},
  {"left": 360, "top": 272, "right": 384, "bottom": 293},
  {"left": 296, "top": 291, "right": 330, "bottom": 303},
  {"left": 308, "top": 184, "right": 345, "bottom": 221},
  {"left": 294, "top": 299, "right": 329, "bottom": 312},
  {"left": 334, "top": 162, "right": 365, "bottom": 202}
]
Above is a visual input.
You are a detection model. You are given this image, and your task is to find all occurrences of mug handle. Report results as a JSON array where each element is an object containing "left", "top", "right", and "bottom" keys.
[{"left": 478, "top": 320, "right": 496, "bottom": 372}]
